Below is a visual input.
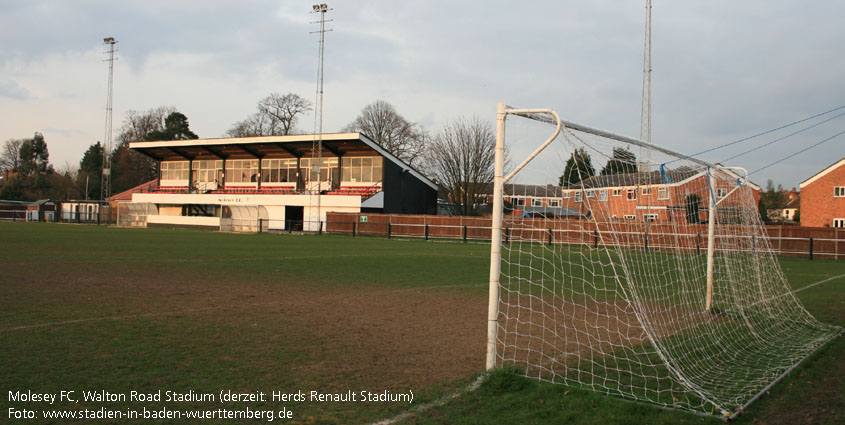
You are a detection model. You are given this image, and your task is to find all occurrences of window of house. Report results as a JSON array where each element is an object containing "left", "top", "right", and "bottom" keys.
[
  {"left": 717, "top": 188, "right": 729, "bottom": 198},
  {"left": 834, "top": 218, "right": 845, "bottom": 228},
  {"left": 514, "top": 198, "right": 525, "bottom": 206},
  {"left": 225, "top": 159, "right": 259, "bottom": 184},
  {"left": 261, "top": 158, "right": 298, "bottom": 183},
  {"left": 644, "top": 213, "right": 658, "bottom": 222},
  {"left": 574, "top": 192, "right": 582, "bottom": 202},
  {"left": 160, "top": 161, "right": 189, "bottom": 181},
  {"left": 562, "top": 192, "right": 571, "bottom": 199},
  {"left": 612, "top": 189, "right": 622, "bottom": 197},
  {"left": 835, "top": 187, "right": 845, "bottom": 197},
  {"left": 598, "top": 190, "right": 608, "bottom": 201},
  {"left": 624, "top": 214, "right": 636, "bottom": 220},
  {"left": 657, "top": 187, "right": 669, "bottom": 200},
  {"left": 532, "top": 199, "right": 543, "bottom": 207},
  {"left": 641, "top": 187, "right": 652, "bottom": 196},
  {"left": 341, "top": 156, "right": 383, "bottom": 183},
  {"left": 549, "top": 199, "right": 561, "bottom": 207},
  {"left": 586, "top": 190, "right": 595, "bottom": 198},
  {"left": 627, "top": 189, "right": 637, "bottom": 200}
]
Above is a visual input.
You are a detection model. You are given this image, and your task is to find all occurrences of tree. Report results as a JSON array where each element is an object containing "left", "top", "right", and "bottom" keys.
[
  {"left": 0, "top": 138, "right": 23, "bottom": 172},
  {"left": 759, "top": 180, "right": 788, "bottom": 223},
  {"left": 600, "top": 147, "right": 637, "bottom": 176},
  {"left": 77, "top": 142, "right": 104, "bottom": 200},
  {"left": 226, "top": 92, "right": 312, "bottom": 137},
  {"left": 18, "top": 132, "right": 51, "bottom": 176},
  {"left": 0, "top": 175, "right": 24, "bottom": 200},
  {"left": 424, "top": 116, "right": 495, "bottom": 216},
  {"left": 343, "top": 100, "right": 427, "bottom": 167},
  {"left": 111, "top": 106, "right": 175, "bottom": 194},
  {"left": 146, "top": 112, "right": 199, "bottom": 141},
  {"left": 559, "top": 148, "right": 595, "bottom": 187}
]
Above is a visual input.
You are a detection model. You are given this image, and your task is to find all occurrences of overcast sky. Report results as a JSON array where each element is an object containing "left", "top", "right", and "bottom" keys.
[{"left": 1, "top": 1, "right": 842, "bottom": 189}]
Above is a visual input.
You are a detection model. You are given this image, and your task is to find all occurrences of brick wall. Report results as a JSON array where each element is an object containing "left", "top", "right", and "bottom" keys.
[{"left": 800, "top": 162, "right": 845, "bottom": 227}]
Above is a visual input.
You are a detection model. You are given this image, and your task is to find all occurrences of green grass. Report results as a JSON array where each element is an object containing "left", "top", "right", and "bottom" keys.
[{"left": 1, "top": 221, "right": 842, "bottom": 424}]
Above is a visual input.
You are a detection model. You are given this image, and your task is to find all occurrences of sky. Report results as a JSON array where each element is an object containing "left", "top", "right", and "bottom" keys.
[{"left": 1, "top": 0, "right": 843, "bottom": 190}]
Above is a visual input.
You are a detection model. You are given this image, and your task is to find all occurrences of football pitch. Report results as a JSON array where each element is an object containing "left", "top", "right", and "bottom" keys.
[{"left": 1, "top": 222, "right": 842, "bottom": 424}]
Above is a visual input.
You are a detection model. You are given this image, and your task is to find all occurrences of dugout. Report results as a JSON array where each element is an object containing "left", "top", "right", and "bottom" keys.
[{"left": 126, "top": 133, "right": 437, "bottom": 231}]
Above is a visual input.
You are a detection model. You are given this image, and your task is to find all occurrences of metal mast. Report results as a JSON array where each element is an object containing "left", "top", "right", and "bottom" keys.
[
  {"left": 101, "top": 37, "right": 117, "bottom": 202},
  {"left": 639, "top": 0, "right": 653, "bottom": 156},
  {"left": 310, "top": 4, "right": 331, "bottom": 232}
]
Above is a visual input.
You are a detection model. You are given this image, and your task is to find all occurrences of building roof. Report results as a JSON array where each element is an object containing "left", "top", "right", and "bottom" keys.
[
  {"left": 107, "top": 179, "right": 159, "bottom": 202},
  {"left": 129, "top": 132, "right": 437, "bottom": 191},
  {"left": 785, "top": 195, "right": 800, "bottom": 209},
  {"left": 573, "top": 167, "right": 701, "bottom": 189},
  {"left": 799, "top": 157, "right": 845, "bottom": 189},
  {"left": 519, "top": 206, "right": 584, "bottom": 218}
]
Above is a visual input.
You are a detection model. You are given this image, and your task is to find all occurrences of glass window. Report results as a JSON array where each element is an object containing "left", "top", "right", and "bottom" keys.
[
  {"left": 193, "top": 160, "right": 222, "bottom": 183},
  {"left": 549, "top": 199, "right": 560, "bottom": 207},
  {"left": 225, "top": 159, "right": 259, "bottom": 184},
  {"left": 717, "top": 188, "right": 728, "bottom": 198},
  {"left": 835, "top": 187, "right": 845, "bottom": 197},
  {"left": 627, "top": 189, "right": 637, "bottom": 200},
  {"left": 641, "top": 187, "right": 652, "bottom": 196},
  {"left": 612, "top": 189, "right": 622, "bottom": 197},
  {"left": 574, "top": 192, "right": 582, "bottom": 202},
  {"left": 644, "top": 214, "right": 658, "bottom": 222},
  {"left": 599, "top": 190, "right": 608, "bottom": 201},
  {"left": 341, "top": 156, "right": 383, "bottom": 183},
  {"left": 657, "top": 187, "right": 669, "bottom": 200},
  {"left": 160, "top": 161, "right": 189, "bottom": 180},
  {"left": 532, "top": 199, "right": 543, "bottom": 207},
  {"left": 562, "top": 192, "right": 570, "bottom": 199}
]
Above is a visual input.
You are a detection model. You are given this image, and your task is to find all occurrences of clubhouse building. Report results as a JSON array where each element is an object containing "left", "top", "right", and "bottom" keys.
[{"left": 124, "top": 133, "right": 437, "bottom": 231}]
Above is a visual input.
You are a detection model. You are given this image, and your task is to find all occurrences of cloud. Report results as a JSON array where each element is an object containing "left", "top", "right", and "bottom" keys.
[{"left": 0, "top": 80, "right": 30, "bottom": 99}]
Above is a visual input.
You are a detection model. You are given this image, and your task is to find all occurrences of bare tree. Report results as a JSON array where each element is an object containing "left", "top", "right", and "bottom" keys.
[
  {"left": 227, "top": 92, "right": 312, "bottom": 137},
  {"left": 0, "top": 138, "right": 23, "bottom": 172},
  {"left": 226, "top": 113, "right": 274, "bottom": 138},
  {"left": 117, "top": 106, "right": 175, "bottom": 146},
  {"left": 343, "top": 100, "right": 427, "bottom": 167},
  {"left": 111, "top": 106, "right": 175, "bottom": 194},
  {"left": 424, "top": 116, "right": 496, "bottom": 216}
]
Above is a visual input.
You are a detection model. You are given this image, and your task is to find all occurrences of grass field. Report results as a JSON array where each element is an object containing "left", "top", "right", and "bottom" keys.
[{"left": 1, "top": 221, "right": 842, "bottom": 424}]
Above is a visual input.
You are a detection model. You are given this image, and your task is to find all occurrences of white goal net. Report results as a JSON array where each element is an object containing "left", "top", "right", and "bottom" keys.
[{"left": 486, "top": 104, "right": 842, "bottom": 419}]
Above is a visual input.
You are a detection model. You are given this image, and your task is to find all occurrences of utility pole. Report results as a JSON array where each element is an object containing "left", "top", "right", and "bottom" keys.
[
  {"left": 309, "top": 4, "right": 332, "bottom": 232},
  {"left": 101, "top": 37, "right": 117, "bottom": 202}
]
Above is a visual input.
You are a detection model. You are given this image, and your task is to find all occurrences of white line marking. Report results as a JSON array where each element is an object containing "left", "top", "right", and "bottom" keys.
[
  {"left": 366, "top": 376, "right": 484, "bottom": 425},
  {"left": 792, "top": 273, "right": 845, "bottom": 294}
]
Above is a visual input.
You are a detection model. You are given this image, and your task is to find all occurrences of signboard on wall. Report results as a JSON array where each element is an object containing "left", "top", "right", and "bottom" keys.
[{"left": 360, "top": 215, "right": 368, "bottom": 222}]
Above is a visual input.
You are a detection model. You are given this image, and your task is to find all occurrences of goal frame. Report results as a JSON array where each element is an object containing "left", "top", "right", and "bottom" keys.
[{"left": 486, "top": 101, "right": 746, "bottom": 371}]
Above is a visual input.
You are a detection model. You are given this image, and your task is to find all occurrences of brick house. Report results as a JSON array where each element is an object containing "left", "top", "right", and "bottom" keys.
[
  {"left": 488, "top": 168, "right": 761, "bottom": 223},
  {"left": 798, "top": 158, "right": 845, "bottom": 228}
]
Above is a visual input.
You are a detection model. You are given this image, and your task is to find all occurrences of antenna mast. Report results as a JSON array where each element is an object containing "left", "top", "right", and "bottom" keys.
[
  {"left": 310, "top": 4, "right": 332, "bottom": 232},
  {"left": 101, "top": 37, "right": 117, "bottom": 202}
]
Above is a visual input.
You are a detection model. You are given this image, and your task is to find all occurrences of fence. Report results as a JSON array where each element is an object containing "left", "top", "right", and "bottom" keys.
[
  {"left": 325, "top": 212, "right": 845, "bottom": 260},
  {"left": 3, "top": 208, "right": 842, "bottom": 260}
]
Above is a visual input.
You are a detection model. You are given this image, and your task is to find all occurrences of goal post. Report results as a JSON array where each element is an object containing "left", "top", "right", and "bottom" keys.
[{"left": 486, "top": 102, "right": 842, "bottom": 419}]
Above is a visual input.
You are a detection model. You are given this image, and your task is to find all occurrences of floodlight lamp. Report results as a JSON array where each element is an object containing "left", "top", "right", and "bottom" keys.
[
  {"left": 313, "top": 4, "right": 320, "bottom": 11},
  {"left": 103, "top": 37, "right": 115, "bottom": 44},
  {"left": 320, "top": 4, "right": 328, "bottom": 10}
]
